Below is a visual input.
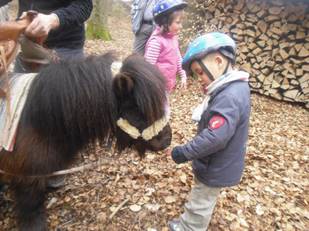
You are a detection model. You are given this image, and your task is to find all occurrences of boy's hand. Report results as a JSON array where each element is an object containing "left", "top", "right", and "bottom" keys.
[
  {"left": 165, "top": 148, "right": 172, "bottom": 157},
  {"left": 168, "top": 146, "right": 189, "bottom": 164}
]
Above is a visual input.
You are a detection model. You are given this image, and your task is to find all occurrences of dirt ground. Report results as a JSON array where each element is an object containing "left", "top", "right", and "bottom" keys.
[{"left": 1, "top": 3, "right": 308, "bottom": 231}]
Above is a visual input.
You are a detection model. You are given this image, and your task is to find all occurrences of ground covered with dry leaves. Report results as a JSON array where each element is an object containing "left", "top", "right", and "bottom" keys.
[{"left": 1, "top": 5, "right": 308, "bottom": 231}]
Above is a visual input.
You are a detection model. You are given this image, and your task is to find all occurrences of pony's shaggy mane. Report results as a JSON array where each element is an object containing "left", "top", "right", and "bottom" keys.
[
  {"left": 21, "top": 53, "right": 117, "bottom": 152},
  {"left": 118, "top": 54, "right": 167, "bottom": 124}
]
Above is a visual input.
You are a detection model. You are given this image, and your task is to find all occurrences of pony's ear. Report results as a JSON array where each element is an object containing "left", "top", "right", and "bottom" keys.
[{"left": 113, "top": 74, "right": 134, "bottom": 97}]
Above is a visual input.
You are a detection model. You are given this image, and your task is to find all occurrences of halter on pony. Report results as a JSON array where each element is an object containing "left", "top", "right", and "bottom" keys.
[
  {"left": 117, "top": 114, "right": 169, "bottom": 141},
  {"left": 111, "top": 61, "right": 170, "bottom": 141}
]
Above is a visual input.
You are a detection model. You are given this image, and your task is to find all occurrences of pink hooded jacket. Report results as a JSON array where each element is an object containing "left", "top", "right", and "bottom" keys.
[{"left": 144, "top": 27, "right": 186, "bottom": 92}]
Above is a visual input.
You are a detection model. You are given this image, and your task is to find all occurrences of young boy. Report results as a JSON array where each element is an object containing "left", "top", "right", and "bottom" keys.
[{"left": 168, "top": 32, "right": 251, "bottom": 231}]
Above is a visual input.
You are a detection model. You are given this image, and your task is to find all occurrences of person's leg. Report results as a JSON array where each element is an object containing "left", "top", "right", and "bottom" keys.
[
  {"left": 0, "top": 175, "right": 8, "bottom": 193},
  {"left": 169, "top": 179, "right": 221, "bottom": 231},
  {"left": 0, "top": 182, "right": 6, "bottom": 192},
  {"left": 133, "top": 24, "right": 154, "bottom": 55},
  {"left": 55, "top": 47, "right": 84, "bottom": 61}
]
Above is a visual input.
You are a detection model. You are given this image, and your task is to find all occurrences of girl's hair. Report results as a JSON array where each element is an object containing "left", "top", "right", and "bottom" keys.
[{"left": 155, "top": 10, "right": 183, "bottom": 34}]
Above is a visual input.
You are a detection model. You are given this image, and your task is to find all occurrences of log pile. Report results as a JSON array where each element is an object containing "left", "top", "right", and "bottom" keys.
[{"left": 182, "top": 0, "right": 309, "bottom": 108}]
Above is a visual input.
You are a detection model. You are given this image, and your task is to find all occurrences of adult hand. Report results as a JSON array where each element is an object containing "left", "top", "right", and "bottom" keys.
[{"left": 23, "top": 13, "right": 60, "bottom": 38}]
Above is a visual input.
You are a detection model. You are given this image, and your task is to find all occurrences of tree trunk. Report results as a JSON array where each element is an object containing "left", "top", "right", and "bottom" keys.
[{"left": 86, "top": 0, "right": 112, "bottom": 40}]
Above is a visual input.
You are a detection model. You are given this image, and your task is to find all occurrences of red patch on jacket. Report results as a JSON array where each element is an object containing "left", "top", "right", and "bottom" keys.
[{"left": 208, "top": 115, "right": 225, "bottom": 130}]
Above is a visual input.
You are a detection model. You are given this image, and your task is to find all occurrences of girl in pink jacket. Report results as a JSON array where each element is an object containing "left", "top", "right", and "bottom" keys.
[{"left": 144, "top": 0, "right": 187, "bottom": 93}]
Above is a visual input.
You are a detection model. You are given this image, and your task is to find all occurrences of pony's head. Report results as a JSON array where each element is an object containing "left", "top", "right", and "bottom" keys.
[{"left": 113, "top": 54, "right": 172, "bottom": 157}]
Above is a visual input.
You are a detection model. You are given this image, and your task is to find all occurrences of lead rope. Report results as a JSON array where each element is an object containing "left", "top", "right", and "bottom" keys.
[{"left": 0, "top": 156, "right": 116, "bottom": 179}]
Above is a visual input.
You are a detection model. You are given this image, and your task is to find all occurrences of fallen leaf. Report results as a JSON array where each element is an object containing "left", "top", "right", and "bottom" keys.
[
  {"left": 180, "top": 174, "right": 187, "bottom": 184},
  {"left": 129, "top": 204, "right": 142, "bottom": 212},
  {"left": 256, "top": 204, "right": 264, "bottom": 215},
  {"left": 164, "top": 196, "right": 177, "bottom": 204},
  {"left": 145, "top": 203, "right": 161, "bottom": 212}
]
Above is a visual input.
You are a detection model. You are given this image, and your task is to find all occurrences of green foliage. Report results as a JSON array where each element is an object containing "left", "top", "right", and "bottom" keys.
[{"left": 86, "top": 21, "right": 112, "bottom": 41}]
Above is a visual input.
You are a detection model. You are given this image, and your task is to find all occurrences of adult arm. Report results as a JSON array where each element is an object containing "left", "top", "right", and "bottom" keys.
[
  {"left": 0, "top": 0, "right": 11, "bottom": 8},
  {"left": 53, "top": 0, "right": 93, "bottom": 29},
  {"left": 25, "top": 0, "right": 93, "bottom": 38}
]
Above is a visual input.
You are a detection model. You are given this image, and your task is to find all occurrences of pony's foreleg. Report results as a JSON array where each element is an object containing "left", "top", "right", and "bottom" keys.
[{"left": 13, "top": 179, "right": 48, "bottom": 231}]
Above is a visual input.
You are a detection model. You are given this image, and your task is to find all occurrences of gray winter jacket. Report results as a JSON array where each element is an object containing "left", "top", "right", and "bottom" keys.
[
  {"left": 172, "top": 81, "right": 251, "bottom": 187},
  {"left": 131, "top": 0, "right": 156, "bottom": 34}
]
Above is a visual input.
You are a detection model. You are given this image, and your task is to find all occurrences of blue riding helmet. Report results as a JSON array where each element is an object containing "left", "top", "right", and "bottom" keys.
[
  {"left": 182, "top": 32, "right": 236, "bottom": 74},
  {"left": 153, "top": 0, "right": 187, "bottom": 20}
]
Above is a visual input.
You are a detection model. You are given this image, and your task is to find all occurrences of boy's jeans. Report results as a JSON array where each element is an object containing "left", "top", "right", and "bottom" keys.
[{"left": 179, "top": 179, "right": 221, "bottom": 231}]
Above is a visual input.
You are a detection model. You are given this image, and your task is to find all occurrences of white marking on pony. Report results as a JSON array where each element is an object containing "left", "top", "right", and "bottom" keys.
[{"left": 111, "top": 61, "right": 122, "bottom": 77}]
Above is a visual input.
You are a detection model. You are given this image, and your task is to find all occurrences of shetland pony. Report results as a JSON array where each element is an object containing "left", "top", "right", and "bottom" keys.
[{"left": 0, "top": 53, "right": 172, "bottom": 230}]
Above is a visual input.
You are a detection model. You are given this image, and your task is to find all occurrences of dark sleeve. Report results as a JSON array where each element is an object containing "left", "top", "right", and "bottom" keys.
[
  {"left": 53, "top": 0, "right": 93, "bottom": 29},
  {"left": 178, "top": 94, "right": 240, "bottom": 160},
  {"left": 0, "top": 0, "right": 11, "bottom": 7}
]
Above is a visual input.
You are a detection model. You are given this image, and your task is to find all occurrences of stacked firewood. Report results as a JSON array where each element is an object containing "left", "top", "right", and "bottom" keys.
[{"left": 182, "top": 0, "right": 309, "bottom": 108}]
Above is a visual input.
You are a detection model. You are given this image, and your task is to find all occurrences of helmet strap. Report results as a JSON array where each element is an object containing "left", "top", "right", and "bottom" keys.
[
  {"left": 197, "top": 60, "right": 215, "bottom": 81},
  {"left": 218, "top": 49, "right": 232, "bottom": 76},
  {"left": 222, "top": 59, "right": 230, "bottom": 76},
  {"left": 197, "top": 56, "right": 231, "bottom": 82}
]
